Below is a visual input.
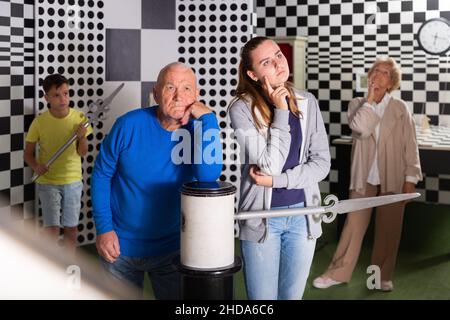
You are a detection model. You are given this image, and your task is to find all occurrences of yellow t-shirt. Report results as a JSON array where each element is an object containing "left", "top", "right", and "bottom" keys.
[{"left": 26, "top": 108, "right": 93, "bottom": 185}]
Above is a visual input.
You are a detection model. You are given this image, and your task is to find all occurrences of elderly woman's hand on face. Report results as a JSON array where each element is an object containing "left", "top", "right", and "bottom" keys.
[
  {"left": 367, "top": 81, "right": 381, "bottom": 104},
  {"left": 367, "top": 78, "right": 389, "bottom": 105}
]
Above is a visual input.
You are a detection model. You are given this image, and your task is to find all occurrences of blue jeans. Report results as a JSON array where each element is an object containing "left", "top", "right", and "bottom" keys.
[
  {"left": 100, "top": 250, "right": 180, "bottom": 300},
  {"left": 241, "top": 202, "right": 316, "bottom": 300}
]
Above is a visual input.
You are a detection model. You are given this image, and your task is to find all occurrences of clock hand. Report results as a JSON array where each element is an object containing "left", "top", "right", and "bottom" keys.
[{"left": 435, "top": 35, "right": 449, "bottom": 41}]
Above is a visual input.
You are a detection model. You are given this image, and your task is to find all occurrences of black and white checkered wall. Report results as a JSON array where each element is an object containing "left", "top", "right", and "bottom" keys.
[
  {"left": 102, "top": 0, "right": 180, "bottom": 133},
  {"left": 256, "top": 0, "right": 450, "bottom": 204},
  {"left": 0, "top": 0, "right": 35, "bottom": 221}
]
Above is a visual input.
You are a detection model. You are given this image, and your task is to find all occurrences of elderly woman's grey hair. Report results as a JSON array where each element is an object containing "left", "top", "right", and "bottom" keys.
[{"left": 367, "top": 57, "right": 401, "bottom": 93}]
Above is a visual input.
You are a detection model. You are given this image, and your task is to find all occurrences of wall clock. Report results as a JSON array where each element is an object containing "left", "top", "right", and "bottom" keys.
[{"left": 417, "top": 18, "right": 450, "bottom": 55}]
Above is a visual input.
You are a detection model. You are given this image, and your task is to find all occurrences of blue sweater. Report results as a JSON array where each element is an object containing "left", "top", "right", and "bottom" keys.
[{"left": 92, "top": 107, "right": 222, "bottom": 257}]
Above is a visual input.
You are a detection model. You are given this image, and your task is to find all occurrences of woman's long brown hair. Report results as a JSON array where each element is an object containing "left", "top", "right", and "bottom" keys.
[{"left": 230, "top": 36, "right": 302, "bottom": 129}]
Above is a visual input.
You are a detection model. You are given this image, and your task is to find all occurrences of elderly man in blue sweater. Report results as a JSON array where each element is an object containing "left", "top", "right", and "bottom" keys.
[{"left": 91, "top": 62, "right": 222, "bottom": 299}]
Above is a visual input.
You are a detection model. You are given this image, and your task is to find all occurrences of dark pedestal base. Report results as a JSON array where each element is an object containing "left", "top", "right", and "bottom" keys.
[{"left": 175, "top": 257, "right": 242, "bottom": 300}]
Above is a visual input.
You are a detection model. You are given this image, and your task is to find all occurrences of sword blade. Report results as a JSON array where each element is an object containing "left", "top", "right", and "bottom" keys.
[
  {"left": 31, "top": 133, "right": 78, "bottom": 183},
  {"left": 234, "top": 193, "right": 421, "bottom": 221},
  {"left": 101, "top": 83, "right": 124, "bottom": 107},
  {"left": 332, "top": 193, "right": 420, "bottom": 214}
]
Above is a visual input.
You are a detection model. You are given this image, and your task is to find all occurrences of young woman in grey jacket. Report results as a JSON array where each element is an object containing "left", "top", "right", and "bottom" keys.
[{"left": 229, "top": 36, "right": 331, "bottom": 300}]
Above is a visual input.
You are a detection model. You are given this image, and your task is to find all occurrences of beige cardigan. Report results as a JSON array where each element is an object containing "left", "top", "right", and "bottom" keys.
[{"left": 348, "top": 97, "right": 422, "bottom": 195}]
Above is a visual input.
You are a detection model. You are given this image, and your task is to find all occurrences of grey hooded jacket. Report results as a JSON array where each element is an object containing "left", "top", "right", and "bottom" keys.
[{"left": 229, "top": 89, "right": 331, "bottom": 243}]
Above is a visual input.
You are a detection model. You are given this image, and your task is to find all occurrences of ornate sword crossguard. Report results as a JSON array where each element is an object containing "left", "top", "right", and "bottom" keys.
[
  {"left": 321, "top": 194, "right": 339, "bottom": 223},
  {"left": 31, "top": 83, "right": 125, "bottom": 183}
]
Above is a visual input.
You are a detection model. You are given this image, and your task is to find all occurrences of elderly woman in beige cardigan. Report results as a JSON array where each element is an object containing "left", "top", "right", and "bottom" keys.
[{"left": 313, "top": 57, "right": 422, "bottom": 292}]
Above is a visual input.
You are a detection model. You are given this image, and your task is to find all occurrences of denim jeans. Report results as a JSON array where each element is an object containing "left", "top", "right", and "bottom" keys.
[
  {"left": 241, "top": 202, "right": 316, "bottom": 300},
  {"left": 37, "top": 180, "right": 82, "bottom": 227},
  {"left": 100, "top": 250, "right": 180, "bottom": 300}
]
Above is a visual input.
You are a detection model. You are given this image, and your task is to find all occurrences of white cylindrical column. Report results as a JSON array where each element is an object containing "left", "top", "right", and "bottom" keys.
[{"left": 180, "top": 182, "right": 236, "bottom": 270}]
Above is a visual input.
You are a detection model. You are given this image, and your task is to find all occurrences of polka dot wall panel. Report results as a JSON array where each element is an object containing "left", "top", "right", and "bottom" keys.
[
  {"left": 176, "top": 0, "right": 255, "bottom": 217},
  {"left": 256, "top": 0, "right": 450, "bottom": 203},
  {"left": 0, "top": 0, "right": 35, "bottom": 221},
  {"left": 36, "top": 0, "right": 106, "bottom": 245}
]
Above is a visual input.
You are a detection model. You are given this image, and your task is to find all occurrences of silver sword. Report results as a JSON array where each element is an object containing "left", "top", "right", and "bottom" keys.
[
  {"left": 31, "top": 83, "right": 125, "bottom": 183},
  {"left": 235, "top": 193, "right": 420, "bottom": 223}
]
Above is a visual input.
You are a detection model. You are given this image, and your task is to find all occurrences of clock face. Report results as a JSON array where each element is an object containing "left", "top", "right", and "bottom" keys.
[{"left": 417, "top": 18, "right": 450, "bottom": 55}]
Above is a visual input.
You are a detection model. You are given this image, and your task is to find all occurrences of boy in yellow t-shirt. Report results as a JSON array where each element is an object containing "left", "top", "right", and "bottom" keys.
[{"left": 24, "top": 74, "right": 93, "bottom": 248}]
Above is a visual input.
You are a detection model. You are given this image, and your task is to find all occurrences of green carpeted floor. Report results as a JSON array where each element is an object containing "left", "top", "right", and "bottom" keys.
[{"left": 80, "top": 201, "right": 450, "bottom": 300}]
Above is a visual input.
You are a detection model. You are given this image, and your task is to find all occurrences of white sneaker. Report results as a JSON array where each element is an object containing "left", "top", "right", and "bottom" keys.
[
  {"left": 312, "top": 276, "right": 343, "bottom": 289},
  {"left": 380, "top": 281, "right": 394, "bottom": 292}
]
